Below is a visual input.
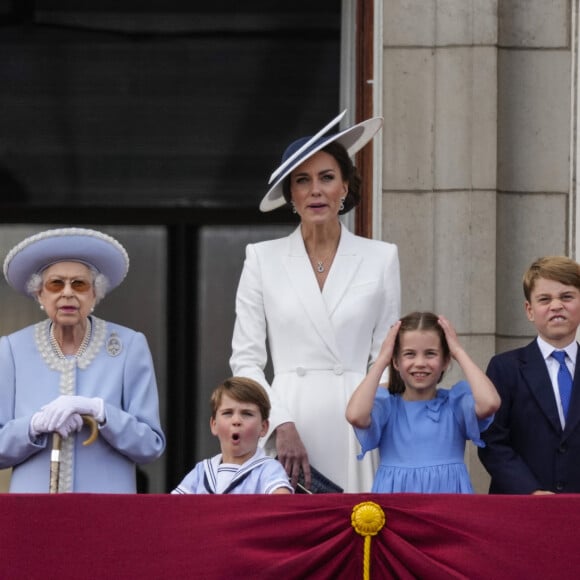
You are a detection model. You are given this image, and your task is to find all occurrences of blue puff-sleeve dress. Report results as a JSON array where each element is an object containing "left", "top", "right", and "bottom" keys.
[{"left": 354, "top": 381, "right": 493, "bottom": 493}]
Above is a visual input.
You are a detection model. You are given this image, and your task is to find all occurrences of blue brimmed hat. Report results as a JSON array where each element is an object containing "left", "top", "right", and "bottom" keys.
[
  {"left": 3, "top": 227, "right": 130, "bottom": 296},
  {"left": 259, "top": 110, "right": 383, "bottom": 212}
]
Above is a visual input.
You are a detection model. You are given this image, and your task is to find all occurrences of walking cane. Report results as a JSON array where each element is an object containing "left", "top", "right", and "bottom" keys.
[{"left": 49, "top": 414, "right": 99, "bottom": 493}]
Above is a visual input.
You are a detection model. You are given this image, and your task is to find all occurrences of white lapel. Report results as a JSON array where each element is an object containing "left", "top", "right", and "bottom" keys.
[
  {"left": 322, "top": 225, "right": 363, "bottom": 316},
  {"left": 282, "top": 226, "right": 342, "bottom": 360}
]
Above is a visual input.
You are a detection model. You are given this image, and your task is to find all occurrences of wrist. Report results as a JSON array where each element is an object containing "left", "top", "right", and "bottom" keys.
[
  {"left": 29, "top": 412, "right": 45, "bottom": 440},
  {"left": 91, "top": 398, "right": 106, "bottom": 424},
  {"left": 276, "top": 421, "right": 295, "bottom": 433}
]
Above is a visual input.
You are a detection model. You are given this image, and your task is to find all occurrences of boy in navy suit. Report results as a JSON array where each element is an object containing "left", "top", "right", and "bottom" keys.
[{"left": 479, "top": 256, "right": 580, "bottom": 493}]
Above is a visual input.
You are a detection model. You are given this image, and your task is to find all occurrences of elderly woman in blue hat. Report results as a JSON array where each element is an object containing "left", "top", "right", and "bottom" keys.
[
  {"left": 230, "top": 112, "right": 401, "bottom": 492},
  {"left": 0, "top": 228, "right": 165, "bottom": 492}
]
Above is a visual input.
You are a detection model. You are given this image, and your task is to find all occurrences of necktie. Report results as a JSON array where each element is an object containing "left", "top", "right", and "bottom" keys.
[{"left": 552, "top": 351, "right": 573, "bottom": 418}]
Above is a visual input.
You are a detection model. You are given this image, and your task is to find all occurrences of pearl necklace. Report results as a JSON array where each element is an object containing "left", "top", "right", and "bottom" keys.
[
  {"left": 35, "top": 316, "right": 107, "bottom": 373},
  {"left": 49, "top": 319, "right": 92, "bottom": 359},
  {"left": 34, "top": 316, "right": 107, "bottom": 493}
]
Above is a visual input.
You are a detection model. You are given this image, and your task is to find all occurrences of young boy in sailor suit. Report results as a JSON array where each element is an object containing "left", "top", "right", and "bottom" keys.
[{"left": 172, "top": 377, "right": 293, "bottom": 495}]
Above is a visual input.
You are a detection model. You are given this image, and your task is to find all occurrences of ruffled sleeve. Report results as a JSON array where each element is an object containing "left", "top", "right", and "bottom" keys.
[
  {"left": 354, "top": 387, "right": 393, "bottom": 459},
  {"left": 448, "top": 380, "right": 494, "bottom": 448}
]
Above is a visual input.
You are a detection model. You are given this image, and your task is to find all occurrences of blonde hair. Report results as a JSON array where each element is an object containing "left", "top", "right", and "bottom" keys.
[
  {"left": 523, "top": 256, "right": 580, "bottom": 301},
  {"left": 210, "top": 376, "right": 271, "bottom": 421}
]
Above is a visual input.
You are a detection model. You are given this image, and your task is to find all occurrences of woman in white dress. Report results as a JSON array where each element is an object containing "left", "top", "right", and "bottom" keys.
[{"left": 230, "top": 112, "right": 401, "bottom": 493}]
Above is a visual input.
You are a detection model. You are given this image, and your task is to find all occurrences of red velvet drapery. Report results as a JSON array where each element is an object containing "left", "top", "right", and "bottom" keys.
[{"left": 1, "top": 493, "right": 578, "bottom": 579}]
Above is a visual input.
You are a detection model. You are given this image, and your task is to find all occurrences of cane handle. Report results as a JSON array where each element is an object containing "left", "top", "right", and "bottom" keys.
[{"left": 81, "top": 414, "right": 99, "bottom": 446}]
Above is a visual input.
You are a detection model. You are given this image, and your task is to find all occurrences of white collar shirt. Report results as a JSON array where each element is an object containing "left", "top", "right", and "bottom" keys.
[{"left": 537, "top": 336, "right": 577, "bottom": 428}]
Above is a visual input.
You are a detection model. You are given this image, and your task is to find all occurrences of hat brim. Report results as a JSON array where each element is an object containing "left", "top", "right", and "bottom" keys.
[
  {"left": 3, "top": 228, "right": 130, "bottom": 297},
  {"left": 259, "top": 116, "right": 383, "bottom": 213}
]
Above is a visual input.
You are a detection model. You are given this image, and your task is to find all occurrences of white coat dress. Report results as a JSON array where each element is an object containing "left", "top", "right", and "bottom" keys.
[{"left": 230, "top": 224, "right": 400, "bottom": 492}]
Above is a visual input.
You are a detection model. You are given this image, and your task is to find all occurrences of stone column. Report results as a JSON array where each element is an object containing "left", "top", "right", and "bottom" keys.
[
  {"left": 496, "top": 0, "right": 571, "bottom": 353},
  {"left": 379, "top": 0, "right": 498, "bottom": 492}
]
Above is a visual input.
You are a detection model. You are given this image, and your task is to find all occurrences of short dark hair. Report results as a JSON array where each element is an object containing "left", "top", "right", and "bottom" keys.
[
  {"left": 523, "top": 256, "right": 580, "bottom": 302},
  {"left": 388, "top": 312, "right": 450, "bottom": 395},
  {"left": 210, "top": 376, "right": 271, "bottom": 421},
  {"left": 281, "top": 141, "right": 362, "bottom": 214}
]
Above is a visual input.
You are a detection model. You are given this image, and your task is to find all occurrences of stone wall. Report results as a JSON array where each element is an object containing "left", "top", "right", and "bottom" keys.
[{"left": 378, "top": 0, "right": 572, "bottom": 492}]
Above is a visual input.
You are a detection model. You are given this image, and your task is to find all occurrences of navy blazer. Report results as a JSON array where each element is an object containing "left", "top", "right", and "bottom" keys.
[{"left": 479, "top": 340, "right": 580, "bottom": 494}]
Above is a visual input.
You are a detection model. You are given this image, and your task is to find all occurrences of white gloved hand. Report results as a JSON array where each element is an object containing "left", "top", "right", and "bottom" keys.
[
  {"left": 41, "top": 395, "right": 105, "bottom": 432},
  {"left": 54, "top": 413, "right": 84, "bottom": 438},
  {"left": 29, "top": 410, "right": 50, "bottom": 439},
  {"left": 30, "top": 410, "right": 84, "bottom": 439}
]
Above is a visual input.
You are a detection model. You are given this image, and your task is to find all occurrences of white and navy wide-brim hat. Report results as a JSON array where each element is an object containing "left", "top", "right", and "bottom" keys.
[
  {"left": 3, "top": 227, "right": 130, "bottom": 297},
  {"left": 259, "top": 110, "right": 384, "bottom": 212}
]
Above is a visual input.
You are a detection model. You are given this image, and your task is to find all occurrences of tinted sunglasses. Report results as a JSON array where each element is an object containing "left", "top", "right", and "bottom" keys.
[{"left": 43, "top": 278, "right": 92, "bottom": 293}]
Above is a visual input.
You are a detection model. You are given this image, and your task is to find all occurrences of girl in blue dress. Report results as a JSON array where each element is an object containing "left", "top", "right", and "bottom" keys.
[{"left": 346, "top": 312, "right": 500, "bottom": 493}]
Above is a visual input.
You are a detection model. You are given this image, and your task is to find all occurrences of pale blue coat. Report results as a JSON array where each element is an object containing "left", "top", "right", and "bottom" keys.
[{"left": 0, "top": 316, "right": 165, "bottom": 492}]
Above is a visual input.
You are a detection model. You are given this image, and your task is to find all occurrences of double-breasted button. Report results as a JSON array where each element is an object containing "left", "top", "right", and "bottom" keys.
[
  {"left": 558, "top": 444, "right": 568, "bottom": 454},
  {"left": 555, "top": 482, "right": 565, "bottom": 492},
  {"left": 296, "top": 366, "right": 306, "bottom": 377},
  {"left": 333, "top": 365, "right": 344, "bottom": 375}
]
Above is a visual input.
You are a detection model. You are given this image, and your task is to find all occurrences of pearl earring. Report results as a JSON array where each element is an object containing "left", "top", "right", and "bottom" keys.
[
  {"left": 339, "top": 197, "right": 345, "bottom": 211},
  {"left": 291, "top": 202, "right": 297, "bottom": 214},
  {"left": 39, "top": 304, "right": 45, "bottom": 311}
]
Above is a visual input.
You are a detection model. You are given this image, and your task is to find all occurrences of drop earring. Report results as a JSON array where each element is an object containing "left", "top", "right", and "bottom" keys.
[
  {"left": 339, "top": 197, "right": 345, "bottom": 211},
  {"left": 291, "top": 201, "right": 297, "bottom": 214}
]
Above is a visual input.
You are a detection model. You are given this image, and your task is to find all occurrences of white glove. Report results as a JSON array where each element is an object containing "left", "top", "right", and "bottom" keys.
[
  {"left": 29, "top": 410, "right": 50, "bottom": 439},
  {"left": 40, "top": 395, "right": 105, "bottom": 432},
  {"left": 55, "top": 413, "right": 84, "bottom": 438},
  {"left": 29, "top": 410, "right": 84, "bottom": 439}
]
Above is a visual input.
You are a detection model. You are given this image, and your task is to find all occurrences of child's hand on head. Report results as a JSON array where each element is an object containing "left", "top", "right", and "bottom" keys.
[
  {"left": 437, "top": 315, "right": 463, "bottom": 358},
  {"left": 378, "top": 320, "right": 402, "bottom": 363}
]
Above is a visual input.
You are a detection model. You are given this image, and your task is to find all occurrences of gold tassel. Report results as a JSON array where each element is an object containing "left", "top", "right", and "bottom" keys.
[{"left": 351, "top": 501, "right": 386, "bottom": 580}]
